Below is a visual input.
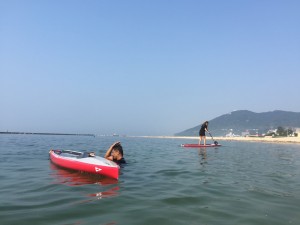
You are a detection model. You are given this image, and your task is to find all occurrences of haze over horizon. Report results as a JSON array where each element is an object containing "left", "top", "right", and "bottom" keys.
[{"left": 1, "top": 1, "right": 300, "bottom": 136}]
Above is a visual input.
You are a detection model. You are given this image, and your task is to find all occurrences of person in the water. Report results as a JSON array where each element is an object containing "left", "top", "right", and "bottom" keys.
[{"left": 105, "top": 141, "right": 126, "bottom": 164}]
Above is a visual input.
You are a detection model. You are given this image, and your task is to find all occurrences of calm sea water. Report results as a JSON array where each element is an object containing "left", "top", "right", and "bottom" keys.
[{"left": 0, "top": 134, "right": 300, "bottom": 225}]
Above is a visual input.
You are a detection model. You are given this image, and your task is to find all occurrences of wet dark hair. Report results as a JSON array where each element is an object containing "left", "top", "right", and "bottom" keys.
[{"left": 113, "top": 144, "right": 123, "bottom": 156}]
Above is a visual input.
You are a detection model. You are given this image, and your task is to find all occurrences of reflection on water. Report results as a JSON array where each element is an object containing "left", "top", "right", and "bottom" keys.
[
  {"left": 49, "top": 163, "right": 119, "bottom": 200},
  {"left": 198, "top": 148, "right": 207, "bottom": 166},
  {"left": 198, "top": 148, "right": 207, "bottom": 159},
  {"left": 88, "top": 186, "right": 120, "bottom": 199}
]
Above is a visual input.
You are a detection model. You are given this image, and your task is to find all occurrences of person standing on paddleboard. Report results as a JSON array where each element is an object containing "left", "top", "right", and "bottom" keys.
[
  {"left": 199, "top": 121, "right": 209, "bottom": 145},
  {"left": 105, "top": 142, "right": 126, "bottom": 165}
]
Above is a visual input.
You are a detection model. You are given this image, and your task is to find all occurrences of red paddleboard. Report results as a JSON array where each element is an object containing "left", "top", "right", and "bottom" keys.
[
  {"left": 49, "top": 149, "right": 120, "bottom": 179},
  {"left": 181, "top": 143, "right": 221, "bottom": 148}
]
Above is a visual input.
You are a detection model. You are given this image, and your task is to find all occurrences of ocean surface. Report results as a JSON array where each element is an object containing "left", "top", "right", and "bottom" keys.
[{"left": 1, "top": 134, "right": 300, "bottom": 225}]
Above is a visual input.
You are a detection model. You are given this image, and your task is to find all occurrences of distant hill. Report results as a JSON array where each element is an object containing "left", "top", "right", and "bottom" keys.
[{"left": 175, "top": 110, "right": 300, "bottom": 136}]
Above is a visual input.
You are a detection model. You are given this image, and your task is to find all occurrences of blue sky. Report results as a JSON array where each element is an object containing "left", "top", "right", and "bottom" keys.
[{"left": 1, "top": 0, "right": 300, "bottom": 135}]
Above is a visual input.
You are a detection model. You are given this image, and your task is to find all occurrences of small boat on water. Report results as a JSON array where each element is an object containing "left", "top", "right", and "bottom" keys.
[
  {"left": 49, "top": 149, "right": 120, "bottom": 179},
  {"left": 181, "top": 143, "right": 222, "bottom": 148}
]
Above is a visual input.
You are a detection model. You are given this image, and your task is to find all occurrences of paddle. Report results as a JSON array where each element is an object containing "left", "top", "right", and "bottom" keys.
[{"left": 208, "top": 132, "right": 218, "bottom": 145}]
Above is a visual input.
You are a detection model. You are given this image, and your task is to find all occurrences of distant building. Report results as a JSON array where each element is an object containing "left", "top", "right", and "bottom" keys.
[
  {"left": 242, "top": 131, "right": 250, "bottom": 137},
  {"left": 266, "top": 129, "right": 277, "bottom": 135},
  {"left": 225, "top": 130, "right": 240, "bottom": 137}
]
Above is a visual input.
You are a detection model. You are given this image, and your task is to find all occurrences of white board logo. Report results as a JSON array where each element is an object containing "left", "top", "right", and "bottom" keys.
[{"left": 95, "top": 167, "right": 102, "bottom": 172}]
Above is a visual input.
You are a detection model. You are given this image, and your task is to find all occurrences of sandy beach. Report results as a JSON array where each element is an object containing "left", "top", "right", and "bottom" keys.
[{"left": 139, "top": 135, "right": 300, "bottom": 144}]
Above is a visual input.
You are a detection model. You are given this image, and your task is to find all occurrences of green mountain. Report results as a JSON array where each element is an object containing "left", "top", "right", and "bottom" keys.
[{"left": 175, "top": 110, "right": 300, "bottom": 136}]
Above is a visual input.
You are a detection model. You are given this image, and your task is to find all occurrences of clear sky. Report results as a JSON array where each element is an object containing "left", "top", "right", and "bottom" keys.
[{"left": 1, "top": 0, "right": 299, "bottom": 136}]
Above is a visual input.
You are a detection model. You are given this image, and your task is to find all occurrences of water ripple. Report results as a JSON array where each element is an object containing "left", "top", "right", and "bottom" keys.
[{"left": 1, "top": 135, "right": 300, "bottom": 225}]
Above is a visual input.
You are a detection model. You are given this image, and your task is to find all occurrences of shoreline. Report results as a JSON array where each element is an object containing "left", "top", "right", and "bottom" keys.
[
  {"left": 0, "top": 131, "right": 95, "bottom": 136},
  {"left": 136, "top": 135, "right": 300, "bottom": 144}
]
